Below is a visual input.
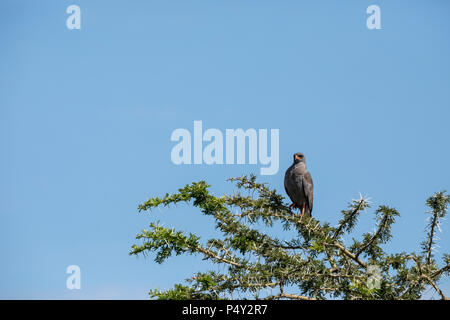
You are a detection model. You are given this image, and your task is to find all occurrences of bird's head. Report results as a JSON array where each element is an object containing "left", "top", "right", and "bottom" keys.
[{"left": 293, "top": 152, "right": 306, "bottom": 164}]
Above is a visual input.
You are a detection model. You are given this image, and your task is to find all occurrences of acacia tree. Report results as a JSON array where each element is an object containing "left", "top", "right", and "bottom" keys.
[{"left": 130, "top": 175, "right": 450, "bottom": 300}]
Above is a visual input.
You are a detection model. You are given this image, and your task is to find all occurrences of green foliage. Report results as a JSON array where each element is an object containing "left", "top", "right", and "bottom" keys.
[
  {"left": 130, "top": 175, "right": 450, "bottom": 300},
  {"left": 421, "top": 191, "right": 450, "bottom": 267},
  {"left": 130, "top": 222, "right": 200, "bottom": 263}
]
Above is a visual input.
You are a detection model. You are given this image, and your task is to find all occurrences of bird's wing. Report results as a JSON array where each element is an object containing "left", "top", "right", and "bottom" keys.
[
  {"left": 302, "top": 171, "right": 314, "bottom": 213},
  {"left": 284, "top": 166, "right": 295, "bottom": 203}
]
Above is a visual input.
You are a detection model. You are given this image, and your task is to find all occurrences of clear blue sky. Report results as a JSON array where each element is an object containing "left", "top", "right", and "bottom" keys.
[{"left": 1, "top": 0, "right": 449, "bottom": 299}]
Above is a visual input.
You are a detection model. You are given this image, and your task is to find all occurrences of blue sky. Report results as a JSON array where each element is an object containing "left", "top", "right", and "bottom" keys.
[{"left": 1, "top": 0, "right": 449, "bottom": 299}]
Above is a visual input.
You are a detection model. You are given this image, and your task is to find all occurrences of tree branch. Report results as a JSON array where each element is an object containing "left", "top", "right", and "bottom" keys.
[
  {"left": 425, "top": 214, "right": 438, "bottom": 266},
  {"left": 431, "top": 264, "right": 450, "bottom": 279},
  {"left": 332, "top": 242, "right": 367, "bottom": 269},
  {"left": 195, "top": 246, "right": 244, "bottom": 268},
  {"left": 423, "top": 275, "right": 448, "bottom": 300}
]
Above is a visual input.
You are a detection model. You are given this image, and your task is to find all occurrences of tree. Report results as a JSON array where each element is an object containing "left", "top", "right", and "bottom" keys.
[{"left": 130, "top": 175, "right": 450, "bottom": 300}]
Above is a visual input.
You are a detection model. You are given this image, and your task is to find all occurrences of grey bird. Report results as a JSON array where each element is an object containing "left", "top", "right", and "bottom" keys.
[{"left": 284, "top": 152, "right": 314, "bottom": 217}]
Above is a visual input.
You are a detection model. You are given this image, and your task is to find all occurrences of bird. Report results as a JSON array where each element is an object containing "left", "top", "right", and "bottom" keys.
[{"left": 284, "top": 152, "right": 314, "bottom": 217}]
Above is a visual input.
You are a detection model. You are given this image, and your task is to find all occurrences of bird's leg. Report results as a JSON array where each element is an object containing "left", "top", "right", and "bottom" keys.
[
  {"left": 289, "top": 202, "right": 298, "bottom": 209},
  {"left": 300, "top": 203, "right": 306, "bottom": 217}
]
